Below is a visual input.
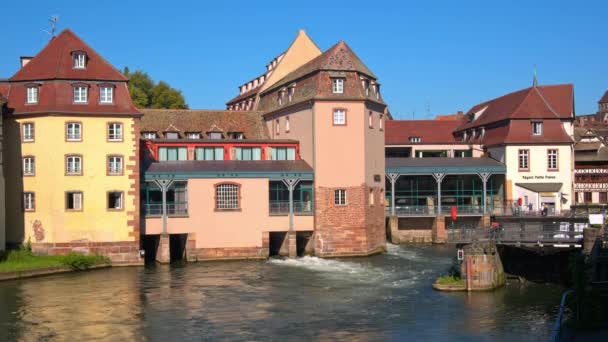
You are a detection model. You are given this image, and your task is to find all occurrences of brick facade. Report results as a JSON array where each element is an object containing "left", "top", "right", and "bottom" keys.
[
  {"left": 314, "top": 184, "right": 386, "bottom": 256},
  {"left": 32, "top": 241, "right": 141, "bottom": 265}
]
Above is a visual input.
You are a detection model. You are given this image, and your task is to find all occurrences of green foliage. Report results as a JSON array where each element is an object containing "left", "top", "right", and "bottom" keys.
[
  {"left": 435, "top": 275, "right": 465, "bottom": 286},
  {"left": 0, "top": 247, "right": 108, "bottom": 273},
  {"left": 123, "top": 67, "right": 188, "bottom": 109}
]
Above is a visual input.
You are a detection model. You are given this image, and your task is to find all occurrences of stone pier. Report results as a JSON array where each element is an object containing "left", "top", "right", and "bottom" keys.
[
  {"left": 156, "top": 234, "right": 170, "bottom": 264},
  {"left": 460, "top": 241, "right": 505, "bottom": 291}
]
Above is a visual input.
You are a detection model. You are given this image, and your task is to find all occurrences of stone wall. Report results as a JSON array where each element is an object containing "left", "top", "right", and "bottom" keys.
[
  {"left": 32, "top": 241, "right": 142, "bottom": 265},
  {"left": 460, "top": 241, "right": 505, "bottom": 291}
]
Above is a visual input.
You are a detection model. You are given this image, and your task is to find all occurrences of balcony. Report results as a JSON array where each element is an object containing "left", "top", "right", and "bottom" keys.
[
  {"left": 269, "top": 201, "right": 313, "bottom": 216},
  {"left": 143, "top": 203, "right": 188, "bottom": 217}
]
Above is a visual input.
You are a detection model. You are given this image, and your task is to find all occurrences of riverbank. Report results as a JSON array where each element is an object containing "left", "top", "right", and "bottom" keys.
[{"left": 0, "top": 248, "right": 110, "bottom": 281}]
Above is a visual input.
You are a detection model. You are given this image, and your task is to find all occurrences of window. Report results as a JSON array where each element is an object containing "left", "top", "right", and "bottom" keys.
[
  {"left": 275, "top": 119, "right": 280, "bottom": 135},
  {"left": 379, "top": 114, "right": 384, "bottom": 131},
  {"left": 278, "top": 90, "right": 285, "bottom": 105},
  {"left": 409, "top": 137, "right": 421, "bottom": 143},
  {"left": 332, "top": 78, "right": 344, "bottom": 94},
  {"left": 141, "top": 181, "right": 188, "bottom": 216},
  {"left": 462, "top": 132, "right": 467, "bottom": 142},
  {"left": 333, "top": 109, "right": 346, "bottom": 125},
  {"left": 159, "top": 146, "right": 188, "bottom": 161},
  {"left": 195, "top": 147, "right": 224, "bottom": 160},
  {"left": 23, "top": 192, "right": 35, "bottom": 211},
  {"left": 547, "top": 149, "right": 558, "bottom": 170},
  {"left": 229, "top": 132, "right": 244, "bottom": 139},
  {"left": 334, "top": 189, "right": 346, "bottom": 206},
  {"left": 271, "top": 147, "right": 296, "bottom": 160},
  {"left": 285, "top": 116, "right": 290, "bottom": 133},
  {"left": 73, "top": 86, "right": 88, "bottom": 103},
  {"left": 369, "top": 189, "right": 374, "bottom": 206},
  {"left": 66, "top": 155, "right": 82, "bottom": 175},
  {"left": 73, "top": 52, "right": 86, "bottom": 69},
  {"left": 368, "top": 111, "right": 373, "bottom": 128},
  {"left": 234, "top": 147, "right": 261, "bottom": 160},
  {"left": 108, "top": 192, "right": 124, "bottom": 210},
  {"left": 165, "top": 132, "right": 179, "bottom": 139},
  {"left": 518, "top": 149, "right": 529, "bottom": 171},
  {"left": 143, "top": 132, "right": 157, "bottom": 139},
  {"left": 584, "top": 192, "right": 592, "bottom": 203},
  {"left": 66, "top": 122, "right": 82, "bottom": 141},
  {"left": 26, "top": 86, "right": 39, "bottom": 104},
  {"left": 215, "top": 183, "right": 239, "bottom": 210},
  {"left": 288, "top": 86, "right": 295, "bottom": 102},
  {"left": 532, "top": 122, "right": 543, "bottom": 136},
  {"left": 600, "top": 192, "right": 608, "bottom": 204},
  {"left": 23, "top": 123, "right": 35, "bottom": 142},
  {"left": 100, "top": 86, "right": 113, "bottom": 104},
  {"left": 23, "top": 157, "right": 35, "bottom": 176},
  {"left": 108, "top": 123, "right": 123, "bottom": 141},
  {"left": 208, "top": 132, "right": 223, "bottom": 139},
  {"left": 107, "top": 155, "right": 123, "bottom": 175},
  {"left": 66, "top": 192, "right": 83, "bottom": 211},
  {"left": 187, "top": 132, "right": 201, "bottom": 139}
]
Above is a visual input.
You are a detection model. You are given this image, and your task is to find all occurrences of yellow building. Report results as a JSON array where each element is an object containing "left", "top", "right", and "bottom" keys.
[{"left": 1, "top": 29, "right": 142, "bottom": 264}]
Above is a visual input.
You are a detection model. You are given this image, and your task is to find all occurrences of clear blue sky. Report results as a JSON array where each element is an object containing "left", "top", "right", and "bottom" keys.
[{"left": 2, "top": 0, "right": 606, "bottom": 118}]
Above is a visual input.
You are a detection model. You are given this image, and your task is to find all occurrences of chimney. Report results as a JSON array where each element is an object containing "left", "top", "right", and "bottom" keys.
[{"left": 20, "top": 56, "right": 33, "bottom": 68}]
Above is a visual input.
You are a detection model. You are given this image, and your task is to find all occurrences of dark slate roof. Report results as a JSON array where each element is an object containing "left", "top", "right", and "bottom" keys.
[
  {"left": 144, "top": 160, "right": 313, "bottom": 177},
  {"left": 515, "top": 183, "right": 563, "bottom": 193},
  {"left": 385, "top": 157, "right": 505, "bottom": 173},
  {"left": 140, "top": 109, "right": 269, "bottom": 139}
]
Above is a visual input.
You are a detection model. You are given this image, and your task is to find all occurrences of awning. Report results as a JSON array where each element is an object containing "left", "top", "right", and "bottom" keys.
[{"left": 515, "top": 182, "right": 563, "bottom": 193}]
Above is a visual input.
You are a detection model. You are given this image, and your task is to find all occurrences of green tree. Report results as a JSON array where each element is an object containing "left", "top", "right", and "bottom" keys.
[
  {"left": 122, "top": 67, "right": 188, "bottom": 109},
  {"left": 150, "top": 81, "right": 188, "bottom": 109}
]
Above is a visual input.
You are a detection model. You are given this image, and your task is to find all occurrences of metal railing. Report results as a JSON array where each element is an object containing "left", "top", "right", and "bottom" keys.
[
  {"left": 385, "top": 205, "right": 496, "bottom": 216},
  {"left": 551, "top": 289, "right": 574, "bottom": 342},
  {"left": 269, "top": 201, "right": 313, "bottom": 215},
  {"left": 447, "top": 222, "right": 587, "bottom": 245},
  {"left": 439, "top": 205, "right": 484, "bottom": 215},
  {"left": 143, "top": 203, "right": 188, "bottom": 216}
]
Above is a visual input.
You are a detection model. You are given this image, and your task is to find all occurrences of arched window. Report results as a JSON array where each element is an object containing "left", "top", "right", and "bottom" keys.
[{"left": 215, "top": 183, "right": 240, "bottom": 210}]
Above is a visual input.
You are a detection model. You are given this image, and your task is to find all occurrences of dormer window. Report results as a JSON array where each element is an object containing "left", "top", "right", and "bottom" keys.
[
  {"left": 373, "top": 83, "right": 381, "bottom": 100},
  {"left": 332, "top": 78, "right": 344, "bottom": 94},
  {"left": 288, "top": 84, "right": 295, "bottom": 102},
  {"left": 462, "top": 132, "right": 467, "bottom": 141},
  {"left": 73, "top": 51, "right": 87, "bottom": 69},
  {"left": 532, "top": 121, "right": 543, "bottom": 136},
  {"left": 229, "top": 132, "right": 244, "bottom": 140},
  {"left": 99, "top": 85, "right": 114, "bottom": 104},
  {"left": 26, "top": 86, "right": 39, "bottom": 104},
  {"left": 278, "top": 89, "right": 286, "bottom": 106},
  {"left": 73, "top": 85, "right": 88, "bottom": 103},
  {"left": 208, "top": 132, "right": 223, "bottom": 140},
  {"left": 142, "top": 132, "right": 157, "bottom": 140},
  {"left": 186, "top": 132, "right": 201, "bottom": 139},
  {"left": 409, "top": 137, "right": 421, "bottom": 143},
  {"left": 165, "top": 132, "right": 179, "bottom": 139},
  {"left": 480, "top": 127, "right": 485, "bottom": 138}
]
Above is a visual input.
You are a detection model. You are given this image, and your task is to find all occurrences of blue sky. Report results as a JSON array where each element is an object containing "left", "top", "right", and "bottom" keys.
[{"left": 2, "top": 0, "right": 606, "bottom": 118}]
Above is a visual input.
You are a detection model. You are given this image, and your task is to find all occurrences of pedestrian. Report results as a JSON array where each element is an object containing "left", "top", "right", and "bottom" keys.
[{"left": 528, "top": 202, "right": 533, "bottom": 212}]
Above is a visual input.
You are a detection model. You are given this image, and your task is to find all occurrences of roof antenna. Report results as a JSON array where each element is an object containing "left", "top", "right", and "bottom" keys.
[
  {"left": 43, "top": 15, "right": 59, "bottom": 37},
  {"left": 532, "top": 64, "right": 538, "bottom": 88},
  {"left": 425, "top": 97, "right": 431, "bottom": 117}
]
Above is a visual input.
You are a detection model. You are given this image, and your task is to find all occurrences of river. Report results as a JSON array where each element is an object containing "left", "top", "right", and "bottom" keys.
[{"left": 0, "top": 244, "right": 563, "bottom": 341}]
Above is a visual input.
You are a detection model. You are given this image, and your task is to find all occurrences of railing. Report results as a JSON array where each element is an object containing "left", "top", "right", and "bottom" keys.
[
  {"left": 491, "top": 206, "right": 573, "bottom": 217},
  {"left": 269, "top": 201, "right": 313, "bottom": 215},
  {"left": 440, "top": 205, "right": 484, "bottom": 215},
  {"left": 143, "top": 203, "right": 188, "bottom": 216},
  {"left": 447, "top": 222, "right": 587, "bottom": 245},
  {"left": 385, "top": 205, "right": 495, "bottom": 216},
  {"left": 551, "top": 289, "right": 574, "bottom": 342}
]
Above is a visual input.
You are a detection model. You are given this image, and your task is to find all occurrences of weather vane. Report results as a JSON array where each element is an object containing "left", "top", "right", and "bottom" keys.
[{"left": 43, "top": 15, "right": 59, "bottom": 37}]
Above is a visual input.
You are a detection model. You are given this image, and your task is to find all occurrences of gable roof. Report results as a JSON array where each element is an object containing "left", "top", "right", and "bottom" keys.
[
  {"left": 264, "top": 40, "right": 377, "bottom": 94},
  {"left": 10, "top": 29, "right": 127, "bottom": 82},
  {"left": 455, "top": 84, "right": 574, "bottom": 132},
  {"left": 140, "top": 109, "right": 269, "bottom": 139},
  {"left": 385, "top": 120, "right": 462, "bottom": 145}
]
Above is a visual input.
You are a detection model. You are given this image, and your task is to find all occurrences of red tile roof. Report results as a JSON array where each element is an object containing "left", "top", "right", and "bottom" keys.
[
  {"left": 385, "top": 120, "right": 462, "bottom": 145},
  {"left": 455, "top": 84, "right": 574, "bottom": 132},
  {"left": 10, "top": 29, "right": 127, "bottom": 82},
  {"left": 434, "top": 112, "right": 465, "bottom": 121}
]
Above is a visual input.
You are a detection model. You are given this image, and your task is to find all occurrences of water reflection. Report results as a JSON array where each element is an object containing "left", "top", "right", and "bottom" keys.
[{"left": 0, "top": 245, "right": 562, "bottom": 341}]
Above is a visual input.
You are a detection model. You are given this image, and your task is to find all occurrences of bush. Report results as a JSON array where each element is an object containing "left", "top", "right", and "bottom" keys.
[
  {"left": 60, "top": 253, "right": 109, "bottom": 270},
  {"left": 436, "top": 274, "right": 465, "bottom": 286}
]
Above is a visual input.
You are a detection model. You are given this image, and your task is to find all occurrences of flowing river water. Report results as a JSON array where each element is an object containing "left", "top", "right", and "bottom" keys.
[{"left": 0, "top": 244, "right": 563, "bottom": 341}]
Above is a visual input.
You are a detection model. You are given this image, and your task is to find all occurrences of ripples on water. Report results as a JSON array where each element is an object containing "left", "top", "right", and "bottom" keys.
[{"left": 0, "top": 244, "right": 562, "bottom": 341}]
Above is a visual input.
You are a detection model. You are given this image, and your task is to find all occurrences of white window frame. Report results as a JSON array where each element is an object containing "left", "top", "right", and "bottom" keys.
[
  {"left": 66, "top": 192, "right": 83, "bottom": 211},
  {"left": 23, "top": 123, "right": 35, "bottom": 142},
  {"left": 215, "top": 183, "right": 239, "bottom": 210},
  {"left": 73, "top": 86, "right": 88, "bottom": 103},
  {"left": 547, "top": 149, "right": 558, "bottom": 170},
  {"left": 532, "top": 122, "right": 543, "bottom": 136},
  {"left": 73, "top": 53, "right": 86, "bottom": 69},
  {"left": 26, "top": 86, "right": 39, "bottom": 104},
  {"left": 334, "top": 189, "right": 347, "bottom": 206},
  {"left": 410, "top": 137, "right": 421, "bottom": 143},
  {"left": 108, "top": 123, "right": 123, "bottom": 141},
  {"left": 100, "top": 86, "right": 113, "bottom": 104},
  {"left": 333, "top": 109, "right": 346, "bottom": 125},
  {"left": 66, "top": 155, "right": 82, "bottom": 175},
  {"left": 108, "top": 156, "right": 123, "bottom": 175},
  {"left": 518, "top": 149, "right": 529, "bottom": 170},
  {"left": 332, "top": 78, "right": 344, "bottom": 94},
  {"left": 23, "top": 157, "right": 35, "bottom": 176},
  {"left": 143, "top": 132, "right": 157, "bottom": 139},
  {"left": 186, "top": 132, "right": 201, "bottom": 139},
  {"left": 23, "top": 192, "right": 35, "bottom": 211},
  {"left": 66, "top": 122, "right": 82, "bottom": 141}
]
